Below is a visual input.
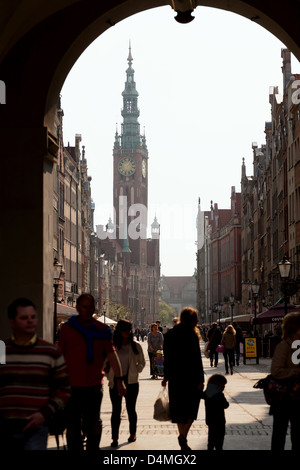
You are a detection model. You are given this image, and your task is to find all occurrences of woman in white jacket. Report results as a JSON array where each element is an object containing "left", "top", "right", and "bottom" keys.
[{"left": 106, "top": 319, "right": 145, "bottom": 447}]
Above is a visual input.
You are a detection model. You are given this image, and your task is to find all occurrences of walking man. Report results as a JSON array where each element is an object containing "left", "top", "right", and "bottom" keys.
[{"left": 58, "top": 293, "right": 126, "bottom": 451}]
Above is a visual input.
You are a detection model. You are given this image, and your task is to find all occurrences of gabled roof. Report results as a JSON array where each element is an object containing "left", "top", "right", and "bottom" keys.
[{"left": 161, "top": 276, "right": 195, "bottom": 294}]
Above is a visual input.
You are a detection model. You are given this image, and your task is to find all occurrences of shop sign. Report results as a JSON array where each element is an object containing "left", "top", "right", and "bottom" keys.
[{"left": 244, "top": 337, "right": 257, "bottom": 358}]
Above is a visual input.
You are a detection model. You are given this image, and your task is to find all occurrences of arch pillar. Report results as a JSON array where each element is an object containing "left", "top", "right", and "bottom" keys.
[{"left": 0, "top": 126, "right": 56, "bottom": 339}]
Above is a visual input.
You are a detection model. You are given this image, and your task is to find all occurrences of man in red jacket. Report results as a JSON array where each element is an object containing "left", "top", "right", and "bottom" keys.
[{"left": 58, "top": 293, "right": 125, "bottom": 451}]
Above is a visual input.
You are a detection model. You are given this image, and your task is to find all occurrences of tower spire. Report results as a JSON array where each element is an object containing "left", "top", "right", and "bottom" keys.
[
  {"left": 120, "top": 42, "right": 142, "bottom": 149},
  {"left": 128, "top": 40, "right": 133, "bottom": 65}
]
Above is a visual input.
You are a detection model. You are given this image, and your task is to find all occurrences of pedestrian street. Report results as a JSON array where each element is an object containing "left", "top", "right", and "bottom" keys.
[{"left": 48, "top": 339, "right": 290, "bottom": 451}]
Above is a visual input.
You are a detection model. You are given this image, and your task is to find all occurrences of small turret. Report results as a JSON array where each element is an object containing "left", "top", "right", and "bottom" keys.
[{"left": 151, "top": 216, "right": 160, "bottom": 239}]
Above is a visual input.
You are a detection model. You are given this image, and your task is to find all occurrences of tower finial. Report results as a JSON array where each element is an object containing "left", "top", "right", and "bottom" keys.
[{"left": 128, "top": 40, "right": 133, "bottom": 65}]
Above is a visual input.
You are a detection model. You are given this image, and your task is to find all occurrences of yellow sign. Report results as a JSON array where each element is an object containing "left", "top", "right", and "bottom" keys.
[{"left": 244, "top": 337, "right": 257, "bottom": 358}]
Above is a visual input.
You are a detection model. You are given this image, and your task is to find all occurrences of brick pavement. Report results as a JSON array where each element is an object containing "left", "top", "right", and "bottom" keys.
[{"left": 48, "top": 340, "right": 292, "bottom": 451}]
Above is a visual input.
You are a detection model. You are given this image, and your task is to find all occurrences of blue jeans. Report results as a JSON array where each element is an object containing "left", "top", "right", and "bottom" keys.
[{"left": 0, "top": 419, "right": 48, "bottom": 450}]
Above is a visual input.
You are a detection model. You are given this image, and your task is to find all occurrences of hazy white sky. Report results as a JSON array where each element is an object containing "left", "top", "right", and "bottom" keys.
[{"left": 61, "top": 5, "right": 299, "bottom": 277}]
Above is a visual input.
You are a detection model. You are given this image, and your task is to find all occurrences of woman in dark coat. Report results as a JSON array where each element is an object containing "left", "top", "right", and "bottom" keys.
[
  {"left": 162, "top": 307, "right": 204, "bottom": 450},
  {"left": 207, "top": 322, "right": 222, "bottom": 367}
]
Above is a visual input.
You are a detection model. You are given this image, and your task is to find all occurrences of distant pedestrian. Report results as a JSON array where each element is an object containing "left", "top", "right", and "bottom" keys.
[
  {"left": 201, "top": 326, "right": 208, "bottom": 342},
  {"left": 207, "top": 322, "right": 222, "bottom": 367},
  {"left": 233, "top": 322, "right": 243, "bottom": 366},
  {"left": 0, "top": 298, "right": 71, "bottom": 450},
  {"left": 221, "top": 325, "right": 236, "bottom": 375},
  {"left": 147, "top": 323, "right": 164, "bottom": 379},
  {"left": 162, "top": 307, "right": 204, "bottom": 451},
  {"left": 162, "top": 325, "right": 168, "bottom": 335},
  {"left": 204, "top": 374, "right": 229, "bottom": 451},
  {"left": 134, "top": 327, "right": 140, "bottom": 341},
  {"left": 140, "top": 328, "right": 146, "bottom": 342}
]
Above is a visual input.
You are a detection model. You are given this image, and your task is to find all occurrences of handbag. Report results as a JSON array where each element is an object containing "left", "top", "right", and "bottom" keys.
[
  {"left": 216, "top": 344, "right": 225, "bottom": 353},
  {"left": 153, "top": 386, "right": 171, "bottom": 421},
  {"left": 253, "top": 374, "right": 300, "bottom": 405}
]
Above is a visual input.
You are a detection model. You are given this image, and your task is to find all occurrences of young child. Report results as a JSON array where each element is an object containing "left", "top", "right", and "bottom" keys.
[
  {"left": 204, "top": 374, "right": 229, "bottom": 450},
  {"left": 154, "top": 350, "right": 164, "bottom": 375}
]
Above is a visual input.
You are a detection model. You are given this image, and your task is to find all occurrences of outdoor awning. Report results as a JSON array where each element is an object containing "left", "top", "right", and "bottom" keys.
[
  {"left": 55, "top": 303, "right": 77, "bottom": 323},
  {"left": 56, "top": 303, "right": 77, "bottom": 315},
  {"left": 55, "top": 304, "right": 117, "bottom": 326},
  {"left": 255, "top": 303, "right": 300, "bottom": 324},
  {"left": 220, "top": 314, "right": 253, "bottom": 323},
  {"left": 97, "top": 315, "right": 117, "bottom": 325}
]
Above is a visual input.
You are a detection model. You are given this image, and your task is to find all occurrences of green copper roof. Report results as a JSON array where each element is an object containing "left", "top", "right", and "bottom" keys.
[
  {"left": 119, "top": 43, "right": 146, "bottom": 150},
  {"left": 122, "top": 234, "right": 131, "bottom": 253}
]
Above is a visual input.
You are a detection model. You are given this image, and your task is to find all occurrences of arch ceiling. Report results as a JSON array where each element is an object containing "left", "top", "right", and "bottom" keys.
[{"left": 0, "top": 0, "right": 300, "bottom": 129}]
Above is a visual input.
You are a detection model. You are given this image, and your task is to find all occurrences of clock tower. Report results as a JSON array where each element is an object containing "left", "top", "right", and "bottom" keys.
[
  {"left": 113, "top": 44, "right": 148, "bottom": 264},
  {"left": 97, "top": 44, "right": 160, "bottom": 327}
]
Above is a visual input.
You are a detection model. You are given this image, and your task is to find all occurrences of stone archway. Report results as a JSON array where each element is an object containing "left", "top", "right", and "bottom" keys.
[{"left": 1, "top": 0, "right": 300, "bottom": 339}]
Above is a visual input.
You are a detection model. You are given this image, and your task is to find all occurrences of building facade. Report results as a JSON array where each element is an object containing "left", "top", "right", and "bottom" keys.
[
  {"left": 241, "top": 49, "right": 300, "bottom": 316},
  {"left": 196, "top": 188, "right": 242, "bottom": 324},
  {"left": 160, "top": 275, "right": 197, "bottom": 314},
  {"left": 53, "top": 100, "right": 98, "bottom": 317},
  {"left": 197, "top": 49, "right": 300, "bottom": 328}
]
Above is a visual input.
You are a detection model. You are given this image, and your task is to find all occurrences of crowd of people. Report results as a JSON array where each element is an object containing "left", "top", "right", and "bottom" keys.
[
  {"left": 0, "top": 296, "right": 300, "bottom": 452},
  {"left": 201, "top": 322, "right": 244, "bottom": 375}
]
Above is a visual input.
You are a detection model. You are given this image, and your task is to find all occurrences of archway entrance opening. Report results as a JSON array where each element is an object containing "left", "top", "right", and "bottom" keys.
[{"left": 59, "top": 5, "right": 298, "bottom": 305}]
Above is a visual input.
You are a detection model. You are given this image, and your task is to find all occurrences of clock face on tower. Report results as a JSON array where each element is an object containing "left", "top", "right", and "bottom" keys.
[
  {"left": 118, "top": 157, "right": 137, "bottom": 176},
  {"left": 142, "top": 159, "right": 147, "bottom": 178}
]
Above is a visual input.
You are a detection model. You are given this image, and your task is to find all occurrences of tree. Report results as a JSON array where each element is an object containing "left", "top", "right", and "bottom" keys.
[
  {"left": 158, "top": 301, "right": 177, "bottom": 327},
  {"left": 101, "top": 301, "right": 131, "bottom": 322}
]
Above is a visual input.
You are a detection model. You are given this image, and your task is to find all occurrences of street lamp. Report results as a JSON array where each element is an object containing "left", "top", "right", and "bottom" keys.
[
  {"left": 251, "top": 280, "right": 260, "bottom": 336},
  {"left": 278, "top": 256, "right": 292, "bottom": 316},
  {"left": 217, "top": 304, "right": 222, "bottom": 326},
  {"left": 53, "top": 257, "right": 62, "bottom": 343},
  {"left": 229, "top": 294, "right": 234, "bottom": 324}
]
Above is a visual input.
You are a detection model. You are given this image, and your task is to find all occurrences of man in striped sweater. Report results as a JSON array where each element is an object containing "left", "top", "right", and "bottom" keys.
[{"left": 0, "top": 298, "right": 71, "bottom": 450}]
